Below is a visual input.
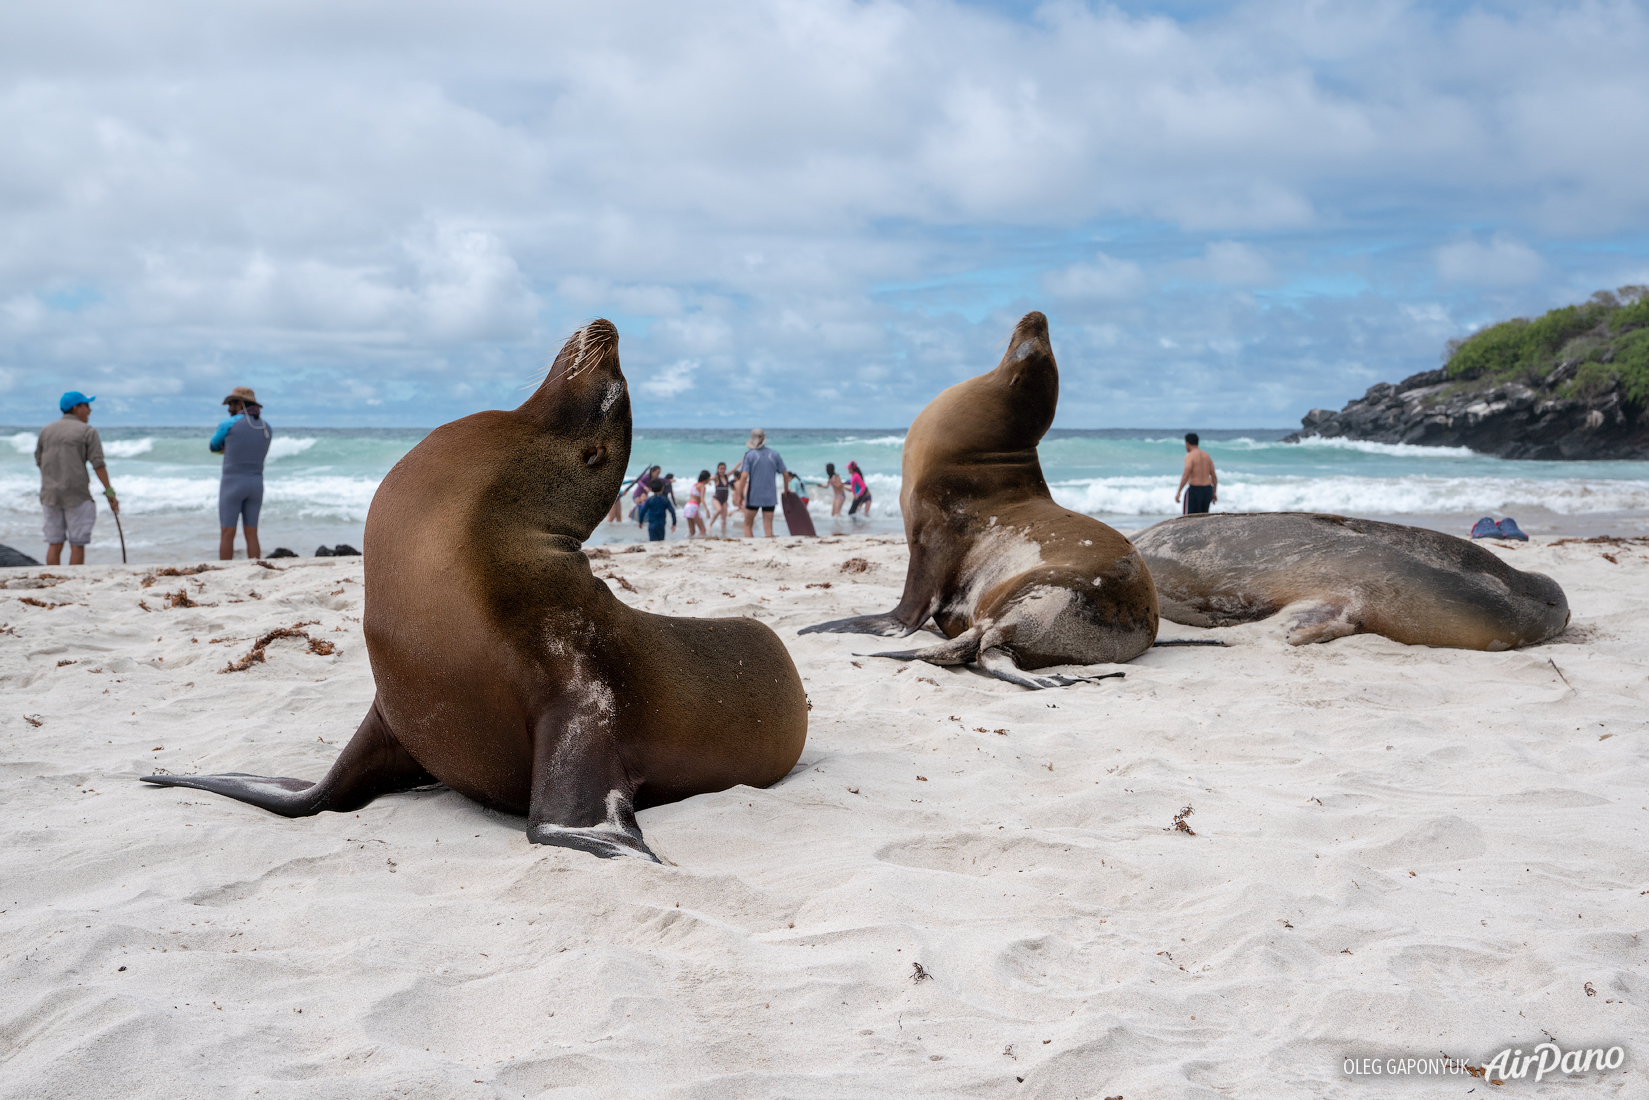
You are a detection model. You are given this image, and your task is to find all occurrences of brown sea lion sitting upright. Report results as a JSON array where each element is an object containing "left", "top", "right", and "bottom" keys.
[
  {"left": 1131, "top": 512, "right": 1570, "bottom": 649},
  {"left": 143, "top": 320, "right": 808, "bottom": 861},
  {"left": 799, "top": 311, "right": 1159, "bottom": 688}
]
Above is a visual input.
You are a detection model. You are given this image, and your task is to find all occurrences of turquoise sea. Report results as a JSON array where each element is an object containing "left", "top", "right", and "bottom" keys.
[{"left": 4, "top": 425, "right": 1648, "bottom": 564}]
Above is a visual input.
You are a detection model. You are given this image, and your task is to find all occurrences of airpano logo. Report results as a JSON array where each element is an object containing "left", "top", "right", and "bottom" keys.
[
  {"left": 1479, "top": 1044, "right": 1624, "bottom": 1082},
  {"left": 1343, "top": 1043, "right": 1625, "bottom": 1083}
]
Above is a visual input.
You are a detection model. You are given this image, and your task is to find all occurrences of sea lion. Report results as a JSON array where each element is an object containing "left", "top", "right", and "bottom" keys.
[
  {"left": 142, "top": 320, "right": 808, "bottom": 861},
  {"left": 798, "top": 311, "right": 1159, "bottom": 688},
  {"left": 1131, "top": 512, "right": 1570, "bottom": 649}
]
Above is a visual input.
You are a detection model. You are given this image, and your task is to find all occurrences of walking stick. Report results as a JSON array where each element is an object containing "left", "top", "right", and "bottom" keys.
[{"left": 113, "top": 509, "right": 127, "bottom": 564}]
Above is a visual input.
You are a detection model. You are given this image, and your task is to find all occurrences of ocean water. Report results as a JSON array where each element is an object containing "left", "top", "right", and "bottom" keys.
[{"left": 3, "top": 425, "right": 1648, "bottom": 565}]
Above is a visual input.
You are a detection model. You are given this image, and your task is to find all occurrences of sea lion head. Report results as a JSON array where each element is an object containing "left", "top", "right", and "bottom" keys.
[
  {"left": 982, "top": 311, "right": 1059, "bottom": 451},
  {"left": 517, "top": 318, "right": 633, "bottom": 538}
]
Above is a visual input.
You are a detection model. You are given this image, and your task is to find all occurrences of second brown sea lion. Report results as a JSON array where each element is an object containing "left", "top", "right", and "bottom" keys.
[{"left": 798, "top": 311, "right": 1159, "bottom": 688}]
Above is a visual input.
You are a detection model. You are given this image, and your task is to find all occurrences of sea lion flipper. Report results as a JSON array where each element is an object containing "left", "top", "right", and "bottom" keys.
[
  {"left": 139, "top": 698, "right": 436, "bottom": 817},
  {"left": 1282, "top": 600, "right": 1359, "bottom": 646},
  {"left": 525, "top": 719, "right": 660, "bottom": 862},
  {"left": 797, "top": 611, "right": 916, "bottom": 637},
  {"left": 976, "top": 646, "right": 1089, "bottom": 690},
  {"left": 858, "top": 628, "right": 982, "bottom": 666},
  {"left": 525, "top": 791, "right": 658, "bottom": 862}
]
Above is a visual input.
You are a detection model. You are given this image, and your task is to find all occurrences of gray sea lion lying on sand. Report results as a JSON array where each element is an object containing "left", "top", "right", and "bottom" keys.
[{"left": 1131, "top": 513, "right": 1569, "bottom": 650}]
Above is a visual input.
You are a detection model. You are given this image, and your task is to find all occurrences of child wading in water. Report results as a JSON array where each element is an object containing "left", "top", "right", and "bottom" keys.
[
  {"left": 685, "top": 470, "right": 712, "bottom": 538},
  {"left": 818, "top": 462, "right": 847, "bottom": 516},
  {"left": 847, "top": 461, "right": 872, "bottom": 517},
  {"left": 710, "top": 462, "right": 731, "bottom": 536},
  {"left": 636, "top": 477, "right": 676, "bottom": 542}
]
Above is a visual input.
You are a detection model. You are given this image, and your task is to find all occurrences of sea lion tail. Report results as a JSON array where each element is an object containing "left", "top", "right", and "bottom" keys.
[{"left": 139, "top": 699, "right": 436, "bottom": 818}]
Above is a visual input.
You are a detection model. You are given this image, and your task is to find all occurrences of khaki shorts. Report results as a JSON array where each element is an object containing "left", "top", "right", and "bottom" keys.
[{"left": 43, "top": 500, "right": 98, "bottom": 546}]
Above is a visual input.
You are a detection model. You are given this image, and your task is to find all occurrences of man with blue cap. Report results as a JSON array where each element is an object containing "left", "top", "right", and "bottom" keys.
[{"left": 34, "top": 391, "right": 118, "bottom": 566}]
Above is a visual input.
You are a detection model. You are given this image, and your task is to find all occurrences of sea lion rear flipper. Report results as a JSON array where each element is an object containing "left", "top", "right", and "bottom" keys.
[
  {"left": 525, "top": 716, "right": 660, "bottom": 863},
  {"left": 976, "top": 647, "right": 1122, "bottom": 690},
  {"left": 798, "top": 611, "right": 923, "bottom": 637},
  {"left": 859, "top": 628, "right": 983, "bottom": 666},
  {"left": 139, "top": 698, "right": 437, "bottom": 817}
]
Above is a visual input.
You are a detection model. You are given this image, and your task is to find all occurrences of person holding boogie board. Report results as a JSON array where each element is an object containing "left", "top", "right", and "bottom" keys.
[{"left": 738, "top": 429, "right": 813, "bottom": 537}]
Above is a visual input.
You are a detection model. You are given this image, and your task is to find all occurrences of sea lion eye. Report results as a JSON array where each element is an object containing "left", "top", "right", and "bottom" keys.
[{"left": 584, "top": 445, "right": 607, "bottom": 468}]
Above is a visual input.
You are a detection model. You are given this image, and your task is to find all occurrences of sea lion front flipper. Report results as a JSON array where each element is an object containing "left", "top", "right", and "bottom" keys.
[
  {"left": 139, "top": 697, "right": 436, "bottom": 817},
  {"left": 798, "top": 611, "right": 921, "bottom": 637},
  {"left": 1282, "top": 600, "right": 1359, "bottom": 646},
  {"left": 524, "top": 715, "right": 659, "bottom": 863}
]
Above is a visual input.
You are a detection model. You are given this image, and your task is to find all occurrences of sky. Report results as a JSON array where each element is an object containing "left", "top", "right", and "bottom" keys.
[{"left": 2, "top": 0, "right": 1648, "bottom": 429}]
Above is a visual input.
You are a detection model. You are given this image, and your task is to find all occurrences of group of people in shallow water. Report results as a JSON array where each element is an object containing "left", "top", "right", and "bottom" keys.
[{"left": 605, "top": 429, "right": 874, "bottom": 542}]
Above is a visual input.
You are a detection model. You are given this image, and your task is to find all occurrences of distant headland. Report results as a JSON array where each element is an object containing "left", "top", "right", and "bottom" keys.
[{"left": 1287, "top": 287, "right": 1649, "bottom": 459}]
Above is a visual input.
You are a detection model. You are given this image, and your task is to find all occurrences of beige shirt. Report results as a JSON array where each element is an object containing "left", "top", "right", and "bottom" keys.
[{"left": 35, "top": 414, "right": 106, "bottom": 508}]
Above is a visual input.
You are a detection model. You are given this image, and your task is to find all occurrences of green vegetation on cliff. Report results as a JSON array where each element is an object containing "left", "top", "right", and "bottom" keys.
[{"left": 1443, "top": 286, "right": 1649, "bottom": 403}]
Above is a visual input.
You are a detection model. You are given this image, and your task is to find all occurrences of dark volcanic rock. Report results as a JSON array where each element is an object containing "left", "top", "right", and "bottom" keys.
[
  {"left": 1285, "top": 364, "right": 1648, "bottom": 459},
  {"left": 0, "top": 543, "right": 41, "bottom": 567}
]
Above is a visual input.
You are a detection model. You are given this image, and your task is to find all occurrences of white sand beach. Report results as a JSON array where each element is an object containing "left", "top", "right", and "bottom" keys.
[{"left": 2, "top": 533, "right": 1645, "bottom": 1098}]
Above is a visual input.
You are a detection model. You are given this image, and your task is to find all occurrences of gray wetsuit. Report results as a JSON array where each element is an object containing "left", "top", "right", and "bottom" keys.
[{"left": 211, "top": 412, "right": 272, "bottom": 528}]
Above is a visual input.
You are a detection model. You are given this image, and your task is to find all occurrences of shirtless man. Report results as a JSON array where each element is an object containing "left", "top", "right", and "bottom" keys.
[{"left": 1175, "top": 432, "right": 1217, "bottom": 514}]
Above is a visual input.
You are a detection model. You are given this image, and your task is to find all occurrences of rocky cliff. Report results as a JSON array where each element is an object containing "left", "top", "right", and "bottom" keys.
[{"left": 1286, "top": 289, "right": 1649, "bottom": 460}]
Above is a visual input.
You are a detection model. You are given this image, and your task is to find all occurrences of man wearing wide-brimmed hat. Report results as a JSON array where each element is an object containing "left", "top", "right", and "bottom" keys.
[
  {"left": 210, "top": 386, "right": 273, "bottom": 560},
  {"left": 735, "top": 428, "right": 794, "bottom": 538}
]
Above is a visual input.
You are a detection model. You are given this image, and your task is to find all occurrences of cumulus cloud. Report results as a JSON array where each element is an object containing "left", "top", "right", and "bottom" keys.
[
  {"left": 1434, "top": 233, "right": 1545, "bottom": 287},
  {"left": 1178, "top": 242, "right": 1277, "bottom": 288},
  {"left": 0, "top": 0, "right": 1645, "bottom": 427},
  {"left": 1043, "top": 253, "right": 1147, "bottom": 300},
  {"left": 639, "top": 359, "right": 698, "bottom": 399}
]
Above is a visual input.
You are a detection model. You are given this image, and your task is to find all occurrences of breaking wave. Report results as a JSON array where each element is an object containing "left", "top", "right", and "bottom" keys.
[{"left": 1046, "top": 475, "right": 1649, "bottom": 517}]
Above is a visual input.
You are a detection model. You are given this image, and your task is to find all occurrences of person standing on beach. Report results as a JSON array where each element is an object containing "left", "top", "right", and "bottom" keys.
[
  {"left": 1175, "top": 432, "right": 1217, "bottom": 514},
  {"left": 211, "top": 386, "right": 273, "bottom": 560},
  {"left": 737, "top": 429, "right": 792, "bottom": 538},
  {"left": 35, "top": 391, "right": 119, "bottom": 566},
  {"left": 636, "top": 476, "right": 676, "bottom": 541}
]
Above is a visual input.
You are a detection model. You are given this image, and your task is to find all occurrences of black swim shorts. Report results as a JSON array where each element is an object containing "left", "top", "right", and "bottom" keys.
[{"left": 1183, "top": 485, "right": 1214, "bottom": 514}]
